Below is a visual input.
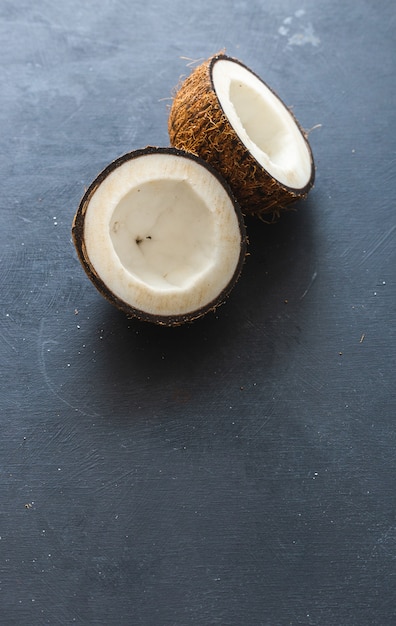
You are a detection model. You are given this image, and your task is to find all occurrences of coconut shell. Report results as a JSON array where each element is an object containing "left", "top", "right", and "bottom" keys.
[
  {"left": 168, "top": 54, "right": 315, "bottom": 219},
  {"left": 72, "top": 147, "right": 247, "bottom": 327}
]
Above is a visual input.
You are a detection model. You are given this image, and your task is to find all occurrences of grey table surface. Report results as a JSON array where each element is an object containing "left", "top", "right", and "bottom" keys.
[{"left": 1, "top": 1, "right": 395, "bottom": 624}]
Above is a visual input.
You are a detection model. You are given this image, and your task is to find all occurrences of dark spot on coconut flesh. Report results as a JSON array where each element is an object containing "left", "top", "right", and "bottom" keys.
[{"left": 136, "top": 235, "right": 152, "bottom": 245}]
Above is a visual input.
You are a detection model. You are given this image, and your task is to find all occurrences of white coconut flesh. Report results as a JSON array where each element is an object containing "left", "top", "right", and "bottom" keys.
[
  {"left": 82, "top": 152, "right": 243, "bottom": 318},
  {"left": 212, "top": 59, "right": 312, "bottom": 189}
]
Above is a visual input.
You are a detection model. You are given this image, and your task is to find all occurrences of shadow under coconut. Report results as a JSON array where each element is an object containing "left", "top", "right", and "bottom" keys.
[
  {"left": 97, "top": 196, "right": 317, "bottom": 388},
  {"left": 232, "top": 197, "right": 317, "bottom": 315},
  {"left": 99, "top": 298, "right": 239, "bottom": 383}
]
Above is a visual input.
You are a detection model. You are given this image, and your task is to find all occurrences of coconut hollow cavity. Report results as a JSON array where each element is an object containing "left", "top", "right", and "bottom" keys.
[
  {"left": 168, "top": 54, "right": 315, "bottom": 218},
  {"left": 72, "top": 147, "right": 247, "bottom": 326}
]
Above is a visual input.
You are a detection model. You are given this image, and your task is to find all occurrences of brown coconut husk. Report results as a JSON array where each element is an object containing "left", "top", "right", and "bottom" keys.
[{"left": 168, "top": 54, "right": 315, "bottom": 220}]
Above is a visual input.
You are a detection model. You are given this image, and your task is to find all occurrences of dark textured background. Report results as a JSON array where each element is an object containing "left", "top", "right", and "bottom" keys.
[{"left": 1, "top": 1, "right": 395, "bottom": 624}]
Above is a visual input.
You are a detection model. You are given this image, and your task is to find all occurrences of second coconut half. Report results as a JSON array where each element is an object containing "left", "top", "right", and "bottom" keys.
[{"left": 168, "top": 54, "right": 315, "bottom": 219}]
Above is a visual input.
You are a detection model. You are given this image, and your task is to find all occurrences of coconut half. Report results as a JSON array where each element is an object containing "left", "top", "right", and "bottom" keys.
[
  {"left": 168, "top": 54, "right": 315, "bottom": 218},
  {"left": 72, "top": 147, "right": 247, "bottom": 326}
]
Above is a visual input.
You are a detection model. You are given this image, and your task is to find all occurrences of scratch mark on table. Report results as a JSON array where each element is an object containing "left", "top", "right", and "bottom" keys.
[
  {"left": 359, "top": 225, "right": 395, "bottom": 266},
  {"left": 38, "top": 317, "right": 95, "bottom": 417},
  {"left": 300, "top": 271, "right": 317, "bottom": 300}
]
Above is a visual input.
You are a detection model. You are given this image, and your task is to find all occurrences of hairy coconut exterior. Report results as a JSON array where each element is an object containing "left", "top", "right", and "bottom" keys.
[
  {"left": 168, "top": 54, "right": 315, "bottom": 219},
  {"left": 72, "top": 147, "right": 247, "bottom": 327}
]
